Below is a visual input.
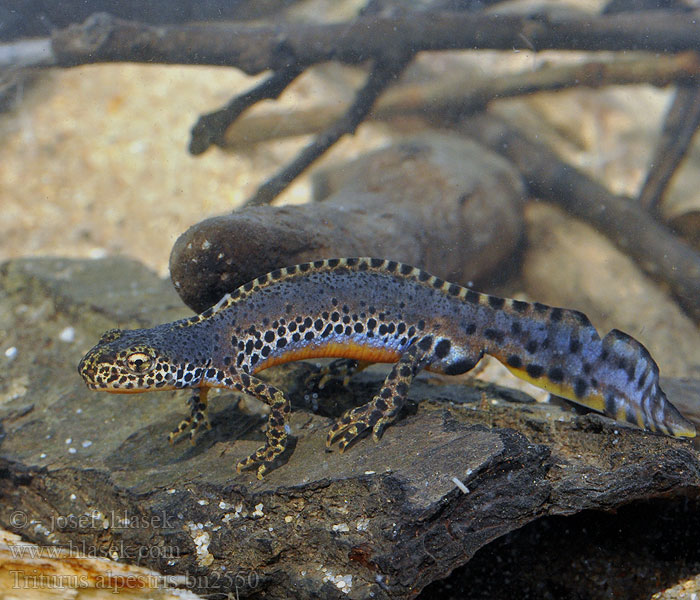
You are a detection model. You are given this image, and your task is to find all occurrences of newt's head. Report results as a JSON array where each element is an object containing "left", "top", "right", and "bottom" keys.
[{"left": 79, "top": 327, "right": 179, "bottom": 393}]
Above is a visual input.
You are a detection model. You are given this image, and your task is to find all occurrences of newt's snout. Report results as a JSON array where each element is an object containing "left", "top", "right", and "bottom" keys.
[{"left": 78, "top": 352, "right": 99, "bottom": 388}]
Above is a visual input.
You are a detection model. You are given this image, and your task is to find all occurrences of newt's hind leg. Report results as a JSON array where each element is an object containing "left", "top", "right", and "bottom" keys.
[
  {"left": 305, "top": 358, "right": 372, "bottom": 391},
  {"left": 168, "top": 388, "right": 211, "bottom": 444},
  {"left": 327, "top": 340, "right": 433, "bottom": 452},
  {"left": 232, "top": 372, "right": 291, "bottom": 479}
]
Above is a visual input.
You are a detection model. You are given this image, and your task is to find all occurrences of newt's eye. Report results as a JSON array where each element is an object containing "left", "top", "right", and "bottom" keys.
[{"left": 126, "top": 352, "right": 153, "bottom": 374}]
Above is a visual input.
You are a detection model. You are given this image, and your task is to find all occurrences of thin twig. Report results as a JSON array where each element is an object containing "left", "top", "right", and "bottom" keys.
[
  {"left": 220, "top": 53, "right": 700, "bottom": 149},
  {"left": 638, "top": 84, "right": 700, "bottom": 217},
  {"left": 189, "top": 65, "right": 303, "bottom": 155},
  {"left": 463, "top": 114, "right": 700, "bottom": 322},
  {"left": 244, "top": 55, "right": 412, "bottom": 207},
  {"left": 2, "top": 11, "right": 700, "bottom": 72}
]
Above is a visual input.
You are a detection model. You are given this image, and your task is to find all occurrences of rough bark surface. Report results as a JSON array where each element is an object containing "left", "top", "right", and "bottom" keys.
[
  {"left": 0, "top": 257, "right": 698, "bottom": 599},
  {"left": 169, "top": 134, "right": 525, "bottom": 313},
  {"left": 39, "top": 11, "right": 700, "bottom": 72}
]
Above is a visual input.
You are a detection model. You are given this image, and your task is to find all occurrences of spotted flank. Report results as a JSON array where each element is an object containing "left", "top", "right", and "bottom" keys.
[{"left": 79, "top": 257, "right": 696, "bottom": 478}]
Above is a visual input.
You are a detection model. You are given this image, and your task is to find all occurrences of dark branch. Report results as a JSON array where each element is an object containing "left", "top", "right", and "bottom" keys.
[
  {"left": 463, "top": 114, "right": 700, "bottom": 322},
  {"left": 0, "top": 0, "right": 303, "bottom": 42},
  {"left": 244, "top": 55, "right": 411, "bottom": 207},
  {"left": 2, "top": 11, "right": 696, "bottom": 73},
  {"left": 189, "top": 65, "right": 303, "bottom": 155},
  {"left": 638, "top": 84, "right": 700, "bottom": 216}
]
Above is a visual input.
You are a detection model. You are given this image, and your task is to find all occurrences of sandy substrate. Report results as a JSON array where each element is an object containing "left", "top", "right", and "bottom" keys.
[{"left": 0, "top": 63, "right": 390, "bottom": 276}]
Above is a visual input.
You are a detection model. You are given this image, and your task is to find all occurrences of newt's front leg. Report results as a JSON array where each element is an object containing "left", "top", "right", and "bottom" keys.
[
  {"left": 168, "top": 387, "right": 211, "bottom": 444},
  {"left": 232, "top": 372, "right": 291, "bottom": 479}
]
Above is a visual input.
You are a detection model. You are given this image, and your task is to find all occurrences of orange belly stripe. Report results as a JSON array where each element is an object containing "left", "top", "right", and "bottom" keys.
[{"left": 253, "top": 341, "right": 401, "bottom": 374}]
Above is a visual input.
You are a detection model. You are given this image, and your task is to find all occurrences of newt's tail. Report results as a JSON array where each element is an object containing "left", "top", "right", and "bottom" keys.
[{"left": 600, "top": 330, "right": 695, "bottom": 438}]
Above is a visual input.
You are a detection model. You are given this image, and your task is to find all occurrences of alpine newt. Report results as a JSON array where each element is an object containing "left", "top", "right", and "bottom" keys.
[{"left": 78, "top": 257, "right": 696, "bottom": 478}]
